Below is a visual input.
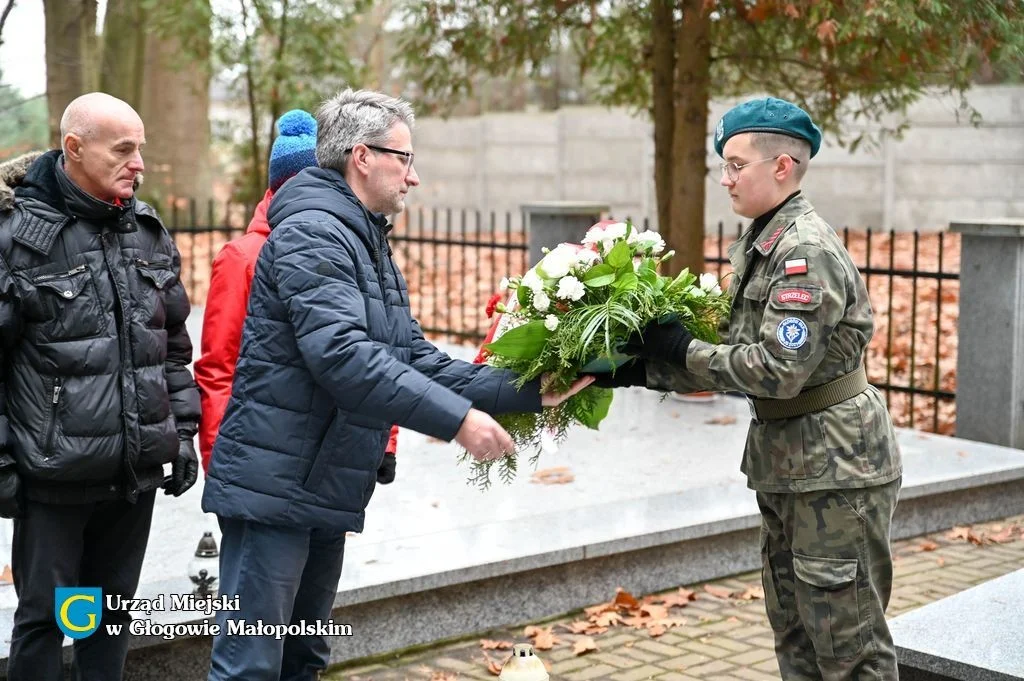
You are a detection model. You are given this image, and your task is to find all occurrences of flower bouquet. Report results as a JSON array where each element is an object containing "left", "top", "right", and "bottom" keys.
[{"left": 464, "top": 220, "right": 731, "bottom": 487}]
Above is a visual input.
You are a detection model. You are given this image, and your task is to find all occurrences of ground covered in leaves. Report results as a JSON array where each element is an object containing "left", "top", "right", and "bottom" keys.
[{"left": 333, "top": 515, "right": 1024, "bottom": 681}]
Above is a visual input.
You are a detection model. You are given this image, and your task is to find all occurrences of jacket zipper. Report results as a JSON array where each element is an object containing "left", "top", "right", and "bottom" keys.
[
  {"left": 34, "top": 264, "right": 87, "bottom": 283},
  {"left": 134, "top": 257, "right": 170, "bottom": 269},
  {"left": 44, "top": 377, "right": 63, "bottom": 453}
]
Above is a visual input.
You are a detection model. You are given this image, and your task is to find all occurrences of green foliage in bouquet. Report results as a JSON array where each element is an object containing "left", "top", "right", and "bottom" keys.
[{"left": 462, "top": 221, "right": 731, "bottom": 488}]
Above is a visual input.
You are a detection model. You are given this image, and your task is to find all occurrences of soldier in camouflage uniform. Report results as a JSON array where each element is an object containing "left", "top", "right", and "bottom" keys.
[{"left": 595, "top": 97, "right": 902, "bottom": 680}]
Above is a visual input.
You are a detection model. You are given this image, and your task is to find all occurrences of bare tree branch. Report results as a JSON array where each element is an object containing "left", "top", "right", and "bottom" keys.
[{"left": 0, "top": 0, "right": 15, "bottom": 50}]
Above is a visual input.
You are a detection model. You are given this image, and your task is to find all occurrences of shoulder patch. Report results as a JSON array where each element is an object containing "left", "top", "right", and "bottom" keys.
[
  {"left": 775, "top": 288, "right": 813, "bottom": 305},
  {"left": 784, "top": 258, "right": 808, "bottom": 276},
  {"left": 776, "top": 317, "right": 809, "bottom": 350},
  {"left": 761, "top": 223, "right": 786, "bottom": 251}
]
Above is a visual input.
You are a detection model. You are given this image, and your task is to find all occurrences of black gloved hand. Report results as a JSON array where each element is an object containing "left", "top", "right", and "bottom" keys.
[
  {"left": 590, "top": 359, "right": 647, "bottom": 389},
  {"left": 377, "top": 454, "right": 396, "bottom": 484},
  {"left": 625, "top": 320, "right": 695, "bottom": 365},
  {"left": 0, "top": 453, "right": 23, "bottom": 519},
  {"left": 163, "top": 437, "right": 199, "bottom": 496}
]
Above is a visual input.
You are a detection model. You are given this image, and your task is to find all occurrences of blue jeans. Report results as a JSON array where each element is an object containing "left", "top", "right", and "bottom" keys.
[{"left": 207, "top": 518, "right": 346, "bottom": 681}]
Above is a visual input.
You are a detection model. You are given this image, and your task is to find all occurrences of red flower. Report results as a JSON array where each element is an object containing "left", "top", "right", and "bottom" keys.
[{"left": 485, "top": 293, "right": 502, "bottom": 318}]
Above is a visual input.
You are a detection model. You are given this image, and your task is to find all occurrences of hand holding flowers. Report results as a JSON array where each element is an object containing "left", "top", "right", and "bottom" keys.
[{"left": 463, "top": 220, "right": 730, "bottom": 487}]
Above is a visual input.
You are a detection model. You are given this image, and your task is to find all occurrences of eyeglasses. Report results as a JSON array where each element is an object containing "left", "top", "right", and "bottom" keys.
[
  {"left": 346, "top": 144, "right": 415, "bottom": 169},
  {"left": 719, "top": 155, "right": 800, "bottom": 181}
]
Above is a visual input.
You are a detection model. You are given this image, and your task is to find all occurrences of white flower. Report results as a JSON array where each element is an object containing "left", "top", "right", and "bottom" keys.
[
  {"left": 633, "top": 230, "right": 666, "bottom": 255},
  {"left": 575, "top": 248, "right": 601, "bottom": 266},
  {"left": 521, "top": 269, "right": 544, "bottom": 294},
  {"left": 585, "top": 222, "right": 629, "bottom": 252},
  {"left": 544, "top": 314, "right": 559, "bottom": 331},
  {"left": 533, "top": 290, "right": 551, "bottom": 312},
  {"left": 555, "top": 275, "right": 586, "bottom": 302},
  {"left": 603, "top": 222, "right": 628, "bottom": 240},
  {"left": 582, "top": 225, "right": 607, "bottom": 246},
  {"left": 595, "top": 222, "right": 630, "bottom": 253},
  {"left": 699, "top": 272, "right": 723, "bottom": 296},
  {"left": 537, "top": 244, "right": 578, "bottom": 280},
  {"left": 499, "top": 277, "right": 510, "bottom": 290}
]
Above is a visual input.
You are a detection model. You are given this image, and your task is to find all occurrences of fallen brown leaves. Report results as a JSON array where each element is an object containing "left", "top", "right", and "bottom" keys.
[
  {"left": 705, "top": 415, "right": 738, "bottom": 426},
  {"left": 482, "top": 652, "right": 503, "bottom": 676},
  {"left": 523, "top": 625, "right": 560, "bottom": 650},
  {"left": 703, "top": 583, "right": 764, "bottom": 601},
  {"left": 429, "top": 673, "right": 459, "bottom": 681},
  {"left": 472, "top": 582, "right": 765, "bottom": 674},
  {"left": 530, "top": 467, "right": 575, "bottom": 485},
  {"left": 946, "top": 523, "right": 1023, "bottom": 546},
  {"left": 572, "top": 637, "right": 598, "bottom": 656},
  {"left": 564, "top": 587, "right": 699, "bottom": 639}
]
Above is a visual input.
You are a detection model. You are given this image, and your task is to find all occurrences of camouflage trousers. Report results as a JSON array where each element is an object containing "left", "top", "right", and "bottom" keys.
[{"left": 757, "top": 478, "right": 901, "bottom": 680}]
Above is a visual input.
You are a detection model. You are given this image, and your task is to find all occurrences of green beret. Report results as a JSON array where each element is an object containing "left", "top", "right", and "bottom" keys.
[{"left": 714, "top": 97, "right": 822, "bottom": 158}]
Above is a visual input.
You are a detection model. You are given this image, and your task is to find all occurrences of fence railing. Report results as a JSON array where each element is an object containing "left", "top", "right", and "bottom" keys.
[{"left": 167, "top": 202, "right": 959, "bottom": 435}]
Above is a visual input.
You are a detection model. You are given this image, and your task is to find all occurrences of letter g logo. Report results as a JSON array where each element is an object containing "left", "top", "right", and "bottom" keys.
[{"left": 55, "top": 587, "right": 103, "bottom": 639}]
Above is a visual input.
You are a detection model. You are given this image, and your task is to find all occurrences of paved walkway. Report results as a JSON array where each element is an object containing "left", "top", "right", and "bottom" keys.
[{"left": 327, "top": 514, "right": 1024, "bottom": 681}]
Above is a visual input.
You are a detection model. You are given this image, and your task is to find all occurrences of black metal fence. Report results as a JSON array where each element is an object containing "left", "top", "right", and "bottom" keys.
[{"left": 167, "top": 202, "right": 959, "bottom": 434}]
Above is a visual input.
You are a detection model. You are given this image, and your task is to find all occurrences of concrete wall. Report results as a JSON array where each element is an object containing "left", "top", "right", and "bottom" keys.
[{"left": 408, "top": 85, "right": 1024, "bottom": 232}]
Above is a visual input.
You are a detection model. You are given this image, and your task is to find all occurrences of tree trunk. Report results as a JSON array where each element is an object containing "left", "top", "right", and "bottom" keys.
[
  {"left": 265, "top": 0, "right": 290, "bottom": 164},
  {"left": 240, "top": 0, "right": 264, "bottom": 198},
  {"left": 137, "top": 1, "right": 212, "bottom": 212},
  {"left": 42, "top": 0, "right": 98, "bottom": 147},
  {"left": 666, "top": 0, "right": 711, "bottom": 277},
  {"left": 99, "top": 0, "right": 147, "bottom": 106},
  {"left": 650, "top": 0, "right": 674, "bottom": 242}
]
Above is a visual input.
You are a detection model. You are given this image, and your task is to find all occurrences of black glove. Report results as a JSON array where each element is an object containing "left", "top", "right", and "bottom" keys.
[
  {"left": 625, "top": 321, "right": 694, "bottom": 365},
  {"left": 590, "top": 359, "right": 647, "bottom": 389},
  {"left": 163, "top": 437, "right": 199, "bottom": 496},
  {"left": 377, "top": 455, "right": 396, "bottom": 484},
  {"left": 0, "top": 453, "right": 23, "bottom": 519}
]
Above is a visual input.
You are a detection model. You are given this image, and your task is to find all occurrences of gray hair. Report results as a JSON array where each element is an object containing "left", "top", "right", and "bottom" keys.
[
  {"left": 750, "top": 132, "right": 810, "bottom": 181},
  {"left": 315, "top": 89, "right": 416, "bottom": 175}
]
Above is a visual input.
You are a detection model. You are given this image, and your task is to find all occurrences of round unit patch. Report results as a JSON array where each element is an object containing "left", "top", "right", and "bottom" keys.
[{"left": 776, "top": 317, "right": 809, "bottom": 350}]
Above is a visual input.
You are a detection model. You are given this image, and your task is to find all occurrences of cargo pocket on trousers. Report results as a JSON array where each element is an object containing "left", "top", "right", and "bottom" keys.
[
  {"left": 793, "top": 553, "right": 865, "bottom": 659},
  {"left": 760, "top": 529, "right": 796, "bottom": 632}
]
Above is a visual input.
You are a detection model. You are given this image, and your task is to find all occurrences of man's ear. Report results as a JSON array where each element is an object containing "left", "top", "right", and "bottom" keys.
[
  {"left": 64, "top": 134, "right": 83, "bottom": 162},
  {"left": 349, "top": 144, "right": 372, "bottom": 178}
]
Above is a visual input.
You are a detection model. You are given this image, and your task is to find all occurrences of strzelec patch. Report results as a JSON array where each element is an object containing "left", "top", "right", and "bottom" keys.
[{"left": 776, "top": 317, "right": 809, "bottom": 350}]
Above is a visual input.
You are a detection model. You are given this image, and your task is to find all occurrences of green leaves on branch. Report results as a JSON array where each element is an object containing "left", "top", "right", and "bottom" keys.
[
  {"left": 583, "top": 264, "right": 616, "bottom": 288},
  {"left": 484, "top": 319, "right": 550, "bottom": 360}
]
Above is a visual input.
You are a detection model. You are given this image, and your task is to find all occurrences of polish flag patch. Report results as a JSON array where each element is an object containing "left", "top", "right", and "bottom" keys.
[
  {"left": 784, "top": 258, "right": 808, "bottom": 276},
  {"left": 776, "top": 288, "right": 813, "bottom": 304}
]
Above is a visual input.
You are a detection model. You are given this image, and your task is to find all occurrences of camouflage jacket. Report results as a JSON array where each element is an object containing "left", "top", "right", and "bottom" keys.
[{"left": 647, "top": 194, "right": 901, "bottom": 493}]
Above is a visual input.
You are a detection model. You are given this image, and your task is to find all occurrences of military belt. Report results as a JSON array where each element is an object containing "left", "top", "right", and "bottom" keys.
[{"left": 748, "top": 366, "right": 868, "bottom": 421}]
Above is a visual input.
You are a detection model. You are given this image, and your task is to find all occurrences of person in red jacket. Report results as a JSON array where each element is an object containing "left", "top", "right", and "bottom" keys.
[{"left": 195, "top": 109, "right": 400, "bottom": 479}]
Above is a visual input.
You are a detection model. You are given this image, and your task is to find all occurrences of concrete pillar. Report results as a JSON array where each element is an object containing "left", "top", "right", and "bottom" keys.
[
  {"left": 952, "top": 219, "right": 1024, "bottom": 449},
  {"left": 521, "top": 202, "right": 609, "bottom": 266}
]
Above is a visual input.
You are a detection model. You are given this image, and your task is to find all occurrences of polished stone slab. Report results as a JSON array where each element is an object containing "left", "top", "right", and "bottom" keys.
[{"left": 891, "top": 568, "right": 1024, "bottom": 680}]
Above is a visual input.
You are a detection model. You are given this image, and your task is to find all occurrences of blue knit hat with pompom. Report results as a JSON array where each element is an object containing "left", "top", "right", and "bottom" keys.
[{"left": 268, "top": 109, "right": 318, "bottom": 192}]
